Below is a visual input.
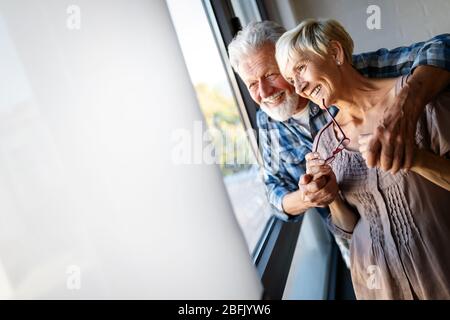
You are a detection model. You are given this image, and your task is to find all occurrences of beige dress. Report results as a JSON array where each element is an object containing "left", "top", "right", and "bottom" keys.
[{"left": 315, "top": 78, "right": 450, "bottom": 299}]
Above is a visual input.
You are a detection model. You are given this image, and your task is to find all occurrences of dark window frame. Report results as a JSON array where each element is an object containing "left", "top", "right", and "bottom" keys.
[
  {"left": 202, "top": 0, "right": 353, "bottom": 300},
  {"left": 202, "top": 0, "right": 303, "bottom": 300}
]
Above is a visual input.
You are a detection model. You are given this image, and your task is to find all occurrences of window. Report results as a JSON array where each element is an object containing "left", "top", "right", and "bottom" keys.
[{"left": 167, "top": 0, "right": 272, "bottom": 253}]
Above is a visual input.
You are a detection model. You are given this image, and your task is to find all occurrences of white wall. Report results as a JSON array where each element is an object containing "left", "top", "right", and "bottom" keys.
[
  {"left": 275, "top": 0, "right": 450, "bottom": 53},
  {"left": 264, "top": 0, "right": 299, "bottom": 30}
]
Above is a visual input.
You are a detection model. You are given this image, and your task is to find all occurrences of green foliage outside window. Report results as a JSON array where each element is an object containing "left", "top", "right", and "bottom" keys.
[{"left": 195, "top": 83, "right": 255, "bottom": 176}]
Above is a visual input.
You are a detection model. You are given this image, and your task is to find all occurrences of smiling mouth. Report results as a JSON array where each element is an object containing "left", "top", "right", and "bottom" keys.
[
  {"left": 263, "top": 91, "right": 285, "bottom": 105},
  {"left": 310, "top": 85, "right": 322, "bottom": 98}
]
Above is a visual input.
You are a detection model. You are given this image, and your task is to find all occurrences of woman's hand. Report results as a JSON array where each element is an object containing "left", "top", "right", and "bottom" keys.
[
  {"left": 304, "top": 154, "right": 358, "bottom": 232},
  {"left": 300, "top": 152, "right": 339, "bottom": 207}
]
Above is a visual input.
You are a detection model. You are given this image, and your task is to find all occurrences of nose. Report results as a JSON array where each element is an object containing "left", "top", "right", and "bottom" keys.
[
  {"left": 259, "top": 79, "right": 274, "bottom": 100},
  {"left": 293, "top": 78, "right": 307, "bottom": 97}
]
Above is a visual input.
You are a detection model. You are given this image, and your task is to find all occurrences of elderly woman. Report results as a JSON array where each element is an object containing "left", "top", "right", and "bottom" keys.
[{"left": 275, "top": 19, "right": 450, "bottom": 299}]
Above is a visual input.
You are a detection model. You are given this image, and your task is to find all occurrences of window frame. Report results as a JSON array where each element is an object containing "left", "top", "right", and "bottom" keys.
[
  {"left": 202, "top": 0, "right": 304, "bottom": 299},
  {"left": 202, "top": 0, "right": 352, "bottom": 300}
]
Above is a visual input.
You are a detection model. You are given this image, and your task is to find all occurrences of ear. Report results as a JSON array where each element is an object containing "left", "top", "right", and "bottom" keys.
[{"left": 328, "top": 40, "right": 346, "bottom": 65}]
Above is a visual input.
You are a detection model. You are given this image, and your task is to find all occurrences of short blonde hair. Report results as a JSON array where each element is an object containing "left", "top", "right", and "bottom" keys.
[{"left": 275, "top": 19, "right": 354, "bottom": 73}]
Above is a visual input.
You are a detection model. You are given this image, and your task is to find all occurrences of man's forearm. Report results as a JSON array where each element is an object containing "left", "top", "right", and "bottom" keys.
[
  {"left": 411, "top": 148, "right": 450, "bottom": 192},
  {"left": 408, "top": 65, "right": 450, "bottom": 118},
  {"left": 281, "top": 190, "right": 310, "bottom": 215},
  {"left": 367, "top": 65, "right": 450, "bottom": 172}
]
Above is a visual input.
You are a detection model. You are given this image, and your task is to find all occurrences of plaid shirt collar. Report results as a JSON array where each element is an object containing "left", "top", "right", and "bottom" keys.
[{"left": 263, "top": 101, "right": 338, "bottom": 146}]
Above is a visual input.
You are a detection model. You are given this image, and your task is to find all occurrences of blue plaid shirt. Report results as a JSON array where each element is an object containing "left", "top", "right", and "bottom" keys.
[{"left": 257, "top": 34, "right": 450, "bottom": 222}]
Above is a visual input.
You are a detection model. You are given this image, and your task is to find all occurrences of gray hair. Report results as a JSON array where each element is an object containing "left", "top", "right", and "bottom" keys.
[
  {"left": 228, "top": 21, "right": 286, "bottom": 73},
  {"left": 276, "top": 19, "right": 354, "bottom": 75}
]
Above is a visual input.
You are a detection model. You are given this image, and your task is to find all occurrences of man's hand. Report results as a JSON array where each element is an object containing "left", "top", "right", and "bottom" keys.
[
  {"left": 281, "top": 152, "right": 339, "bottom": 215},
  {"left": 364, "top": 79, "right": 420, "bottom": 174},
  {"left": 299, "top": 152, "right": 339, "bottom": 207},
  {"left": 364, "top": 66, "right": 450, "bottom": 174}
]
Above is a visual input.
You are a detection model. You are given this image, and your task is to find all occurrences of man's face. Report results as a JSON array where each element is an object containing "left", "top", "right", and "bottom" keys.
[{"left": 238, "top": 43, "right": 308, "bottom": 121}]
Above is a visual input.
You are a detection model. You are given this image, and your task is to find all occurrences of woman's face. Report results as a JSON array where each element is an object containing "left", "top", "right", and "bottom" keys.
[{"left": 281, "top": 50, "right": 343, "bottom": 107}]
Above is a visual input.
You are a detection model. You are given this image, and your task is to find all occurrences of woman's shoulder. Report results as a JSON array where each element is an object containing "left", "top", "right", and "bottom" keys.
[{"left": 395, "top": 75, "right": 409, "bottom": 94}]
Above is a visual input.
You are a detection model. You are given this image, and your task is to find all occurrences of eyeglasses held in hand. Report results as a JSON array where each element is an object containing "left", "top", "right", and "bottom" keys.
[{"left": 313, "top": 99, "right": 350, "bottom": 164}]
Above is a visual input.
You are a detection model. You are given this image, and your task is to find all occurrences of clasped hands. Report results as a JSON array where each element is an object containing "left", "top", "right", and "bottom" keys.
[{"left": 299, "top": 152, "right": 339, "bottom": 208}]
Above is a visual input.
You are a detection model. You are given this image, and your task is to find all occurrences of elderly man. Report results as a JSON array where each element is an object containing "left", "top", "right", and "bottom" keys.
[{"left": 228, "top": 21, "right": 450, "bottom": 263}]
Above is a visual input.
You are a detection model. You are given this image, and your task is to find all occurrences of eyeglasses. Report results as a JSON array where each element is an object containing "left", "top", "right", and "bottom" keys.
[{"left": 314, "top": 99, "right": 350, "bottom": 164}]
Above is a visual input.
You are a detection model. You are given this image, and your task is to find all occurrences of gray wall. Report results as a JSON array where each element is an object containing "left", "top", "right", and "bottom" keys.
[{"left": 287, "top": 0, "right": 450, "bottom": 53}]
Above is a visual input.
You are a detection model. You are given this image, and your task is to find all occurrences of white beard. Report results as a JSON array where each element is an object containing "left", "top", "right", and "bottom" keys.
[{"left": 260, "top": 91, "right": 299, "bottom": 122}]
